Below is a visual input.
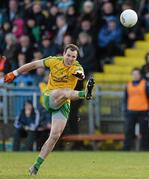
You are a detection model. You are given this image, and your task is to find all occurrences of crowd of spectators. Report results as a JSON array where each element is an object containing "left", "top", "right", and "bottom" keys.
[{"left": 0, "top": 0, "right": 149, "bottom": 79}]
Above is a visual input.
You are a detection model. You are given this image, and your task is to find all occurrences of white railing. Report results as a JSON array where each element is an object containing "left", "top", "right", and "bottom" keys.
[
  {"left": 88, "top": 85, "right": 125, "bottom": 133},
  {"left": 0, "top": 85, "right": 40, "bottom": 124}
]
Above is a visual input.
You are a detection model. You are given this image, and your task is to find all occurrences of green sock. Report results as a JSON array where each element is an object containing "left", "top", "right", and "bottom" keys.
[
  {"left": 34, "top": 156, "right": 44, "bottom": 170},
  {"left": 78, "top": 91, "right": 85, "bottom": 99}
]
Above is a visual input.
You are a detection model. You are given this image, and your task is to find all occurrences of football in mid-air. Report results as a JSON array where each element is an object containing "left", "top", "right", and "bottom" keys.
[{"left": 120, "top": 9, "right": 138, "bottom": 28}]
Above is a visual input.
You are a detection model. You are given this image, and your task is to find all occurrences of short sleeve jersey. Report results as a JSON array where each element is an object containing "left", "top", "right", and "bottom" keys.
[{"left": 43, "top": 56, "right": 84, "bottom": 90}]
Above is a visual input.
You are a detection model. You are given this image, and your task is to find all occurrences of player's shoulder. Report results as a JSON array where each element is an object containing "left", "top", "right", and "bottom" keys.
[
  {"left": 55, "top": 56, "right": 64, "bottom": 61},
  {"left": 74, "top": 60, "right": 82, "bottom": 67},
  {"left": 43, "top": 56, "right": 63, "bottom": 61},
  {"left": 43, "top": 56, "right": 63, "bottom": 66},
  {"left": 49, "top": 56, "right": 63, "bottom": 60},
  {"left": 73, "top": 61, "right": 83, "bottom": 70},
  {"left": 72, "top": 60, "right": 83, "bottom": 72}
]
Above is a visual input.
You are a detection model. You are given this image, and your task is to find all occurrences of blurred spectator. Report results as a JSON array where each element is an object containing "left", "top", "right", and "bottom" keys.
[
  {"left": 120, "top": 0, "right": 134, "bottom": 12},
  {"left": 101, "top": 1, "right": 116, "bottom": 21},
  {"left": 139, "top": 0, "right": 149, "bottom": 32},
  {"left": 60, "top": 34, "right": 73, "bottom": 53},
  {"left": 79, "top": 0, "right": 98, "bottom": 27},
  {"left": 12, "top": 15, "right": 24, "bottom": 40},
  {"left": 54, "top": 14, "right": 70, "bottom": 46},
  {"left": 81, "top": 0, "right": 94, "bottom": 17},
  {"left": 40, "top": 32, "right": 60, "bottom": 57},
  {"left": 13, "top": 100, "right": 40, "bottom": 151},
  {"left": 34, "top": 67, "right": 45, "bottom": 86},
  {"left": 14, "top": 52, "right": 34, "bottom": 86},
  {"left": 123, "top": 68, "right": 149, "bottom": 151},
  {"left": 1, "top": 20, "right": 12, "bottom": 34},
  {"left": 29, "top": 2, "right": 47, "bottom": 29},
  {"left": 97, "top": 16, "right": 122, "bottom": 63},
  {"left": 55, "top": 0, "right": 74, "bottom": 13},
  {"left": 117, "top": 0, "right": 140, "bottom": 12},
  {"left": 24, "top": 49, "right": 43, "bottom": 76},
  {"left": 40, "top": 0, "right": 52, "bottom": 9},
  {"left": 25, "top": 18, "right": 41, "bottom": 45},
  {"left": 17, "top": 35, "right": 33, "bottom": 62},
  {"left": 66, "top": 5, "right": 77, "bottom": 30},
  {"left": 141, "top": 52, "right": 149, "bottom": 81},
  {"left": 33, "top": 49, "right": 43, "bottom": 61},
  {"left": 0, "top": 21, "right": 12, "bottom": 53},
  {"left": 74, "top": 18, "right": 96, "bottom": 42},
  {"left": 3, "top": 33, "right": 18, "bottom": 70},
  {"left": 20, "top": 0, "right": 33, "bottom": 21},
  {"left": 0, "top": 55, "right": 11, "bottom": 74},
  {"left": 63, "top": 34, "right": 73, "bottom": 45},
  {"left": 17, "top": 52, "right": 26, "bottom": 67},
  {"left": 3, "top": 0, "right": 19, "bottom": 23},
  {"left": 0, "top": 11, "right": 3, "bottom": 28},
  {"left": 47, "top": 5, "right": 59, "bottom": 33},
  {"left": 78, "top": 32, "right": 97, "bottom": 76}
]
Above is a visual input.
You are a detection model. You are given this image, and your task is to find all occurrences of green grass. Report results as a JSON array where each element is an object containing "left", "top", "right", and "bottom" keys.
[{"left": 0, "top": 151, "right": 149, "bottom": 179}]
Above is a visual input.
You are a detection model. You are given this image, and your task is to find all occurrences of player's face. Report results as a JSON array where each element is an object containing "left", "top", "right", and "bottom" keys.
[{"left": 63, "top": 49, "right": 78, "bottom": 66}]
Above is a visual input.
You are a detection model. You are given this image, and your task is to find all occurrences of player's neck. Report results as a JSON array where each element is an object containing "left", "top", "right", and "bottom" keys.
[{"left": 63, "top": 60, "right": 71, "bottom": 67}]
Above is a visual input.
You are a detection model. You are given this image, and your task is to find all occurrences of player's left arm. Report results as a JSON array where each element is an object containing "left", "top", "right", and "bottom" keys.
[{"left": 72, "top": 66, "right": 85, "bottom": 80}]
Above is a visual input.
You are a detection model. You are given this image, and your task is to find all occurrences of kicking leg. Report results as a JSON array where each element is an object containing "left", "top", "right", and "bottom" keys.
[
  {"left": 29, "top": 112, "right": 67, "bottom": 175},
  {"left": 50, "top": 78, "right": 95, "bottom": 108}
]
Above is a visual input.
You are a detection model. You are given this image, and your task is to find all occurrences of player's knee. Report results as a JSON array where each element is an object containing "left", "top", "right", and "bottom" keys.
[{"left": 64, "top": 91, "right": 73, "bottom": 98}]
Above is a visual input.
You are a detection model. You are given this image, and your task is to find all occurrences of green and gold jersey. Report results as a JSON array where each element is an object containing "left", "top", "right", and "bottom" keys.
[{"left": 43, "top": 56, "right": 84, "bottom": 90}]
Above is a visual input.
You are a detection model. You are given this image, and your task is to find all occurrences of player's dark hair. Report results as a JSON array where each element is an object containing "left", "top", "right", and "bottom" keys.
[{"left": 64, "top": 44, "right": 79, "bottom": 55}]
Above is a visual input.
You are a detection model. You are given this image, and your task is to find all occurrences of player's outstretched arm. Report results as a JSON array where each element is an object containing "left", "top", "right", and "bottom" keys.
[{"left": 4, "top": 60, "right": 44, "bottom": 83}]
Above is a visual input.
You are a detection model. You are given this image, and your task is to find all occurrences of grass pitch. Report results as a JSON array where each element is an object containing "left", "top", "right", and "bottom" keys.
[{"left": 0, "top": 151, "right": 149, "bottom": 179}]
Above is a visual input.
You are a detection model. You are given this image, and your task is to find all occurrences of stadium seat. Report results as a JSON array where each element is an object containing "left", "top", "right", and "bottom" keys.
[
  {"left": 96, "top": 33, "right": 149, "bottom": 85},
  {"left": 94, "top": 73, "right": 131, "bottom": 83},
  {"left": 104, "top": 65, "right": 132, "bottom": 74},
  {"left": 135, "top": 41, "right": 149, "bottom": 50},
  {"left": 125, "top": 48, "right": 148, "bottom": 58},
  {"left": 114, "top": 56, "right": 144, "bottom": 66},
  {"left": 145, "top": 33, "right": 149, "bottom": 41}
]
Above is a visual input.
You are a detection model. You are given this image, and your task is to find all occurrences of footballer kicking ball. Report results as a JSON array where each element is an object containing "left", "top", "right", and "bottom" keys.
[{"left": 120, "top": 9, "right": 138, "bottom": 28}]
